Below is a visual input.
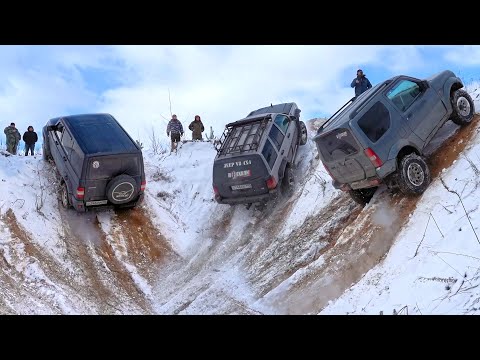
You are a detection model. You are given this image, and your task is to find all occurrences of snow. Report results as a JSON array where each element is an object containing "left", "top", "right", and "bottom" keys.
[
  {"left": 2, "top": 84, "right": 480, "bottom": 314},
  {"left": 322, "top": 122, "right": 480, "bottom": 315}
]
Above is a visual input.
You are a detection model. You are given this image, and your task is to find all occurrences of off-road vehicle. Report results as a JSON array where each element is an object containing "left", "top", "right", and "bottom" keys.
[
  {"left": 313, "top": 70, "right": 475, "bottom": 205},
  {"left": 212, "top": 102, "right": 308, "bottom": 206},
  {"left": 43, "top": 113, "right": 146, "bottom": 211}
]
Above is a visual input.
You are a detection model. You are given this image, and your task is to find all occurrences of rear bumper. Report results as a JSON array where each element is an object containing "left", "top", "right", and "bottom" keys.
[
  {"left": 70, "top": 193, "right": 144, "bottom": 212},
  {"left": 215, "top": 189, "right": 277, "bottom": 205},
  {"left": 333, "top": 178, "right": 381, "bottom": 191}
]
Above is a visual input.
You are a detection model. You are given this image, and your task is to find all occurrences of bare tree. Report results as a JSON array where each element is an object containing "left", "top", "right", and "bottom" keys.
[{"left": 149, "top": 126, "right": 161, "bottom": 155}]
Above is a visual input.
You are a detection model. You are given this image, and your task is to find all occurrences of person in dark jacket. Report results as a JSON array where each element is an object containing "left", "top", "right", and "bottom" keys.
[
  {"left": 23, "top": 126, "right": 38, "bottom": 156},
  {"left": 188, "top": 115, "right": 205, "bottom": 141},
  {"left": 351, "top": 69, "right": 372, "bottom": 97},
  {"left": 166, "top": 114, "right": 184, "bottom": 153},
  {"left": 4, "top": 122, "right": 21, "bottom": 155}
]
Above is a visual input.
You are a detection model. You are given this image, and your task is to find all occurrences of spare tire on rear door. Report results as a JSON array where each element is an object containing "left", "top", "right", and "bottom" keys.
[{"left": 106, "top": 174, "right": 139, "bottom": 205}]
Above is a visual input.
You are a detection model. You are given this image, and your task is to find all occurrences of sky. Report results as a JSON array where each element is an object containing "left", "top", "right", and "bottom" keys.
[{"left": 1, "top": 45, "right": 480, "bottom": 147}]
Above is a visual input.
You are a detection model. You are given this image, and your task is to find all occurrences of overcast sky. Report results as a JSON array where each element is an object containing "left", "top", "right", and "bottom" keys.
[{"left": 1, "top": 45, "right": 480, "bottom": 147}]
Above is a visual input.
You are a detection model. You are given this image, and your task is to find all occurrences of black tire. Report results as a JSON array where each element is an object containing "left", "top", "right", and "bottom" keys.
[
  {"left": 106, "top": 175, "right": 139, "bottom": 205},
  {"left": 42, "top": 137, "right": 51, "bottom": 161},
  {"left": 280, "top": 165, "right": 295, "bottom": 198},
  {"left": 348, "top": 187, "right": 377, "bottom": 206},
  {"left": 60, "top": 182, "right": 71, "bottom": 209},
  {"left": 298, "top": 121, "right": 308, "bottom": 145},
  {"left": 451, "top": 89, "right": 475, "bottom": 126},
  {"left": 397, "top": 153, "right": 431, "bottom": 195}
]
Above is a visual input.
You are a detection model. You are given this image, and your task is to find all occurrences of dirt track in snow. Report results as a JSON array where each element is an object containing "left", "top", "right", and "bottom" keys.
[{"left": 1, "top": 116, "right": 478, "bottom": 314}]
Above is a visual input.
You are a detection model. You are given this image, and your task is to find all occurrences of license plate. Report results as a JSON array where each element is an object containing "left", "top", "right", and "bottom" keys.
[
  {"left": 86, "top": 200, "right": 108, "bottom": 206},
  {"left": 231, "top": 184, "right": 252, "bottom": 190}
]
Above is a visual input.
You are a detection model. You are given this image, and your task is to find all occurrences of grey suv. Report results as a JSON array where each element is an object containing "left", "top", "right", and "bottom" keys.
[
  {"left": 43, "top": 113, "right": 146, "bottom": 212},
  {"left": 212, "top": 102, "right": 308, "bottom": 206},
  {"left": 313, "top": 70, "right": 475, "bottom": 205}
]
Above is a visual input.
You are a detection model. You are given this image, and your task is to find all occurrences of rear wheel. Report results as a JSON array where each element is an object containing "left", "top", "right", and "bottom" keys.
[
  {"left": 60, "top": 182, "right": 71, "bottom": 209},
  {"left": 451, "top": 89, "right": 475, "bottom": 126},
  {"left": 298, "top": 121, "right": 308, "bottom": 145},
  {"left": 280, "top": 165, "right": 295, "bottom": 198},
  {"left": 348, "top": 187, "right": 377, "bottom": 206},
  {"left": 397, "top": 153, "right": 431, "bottom": 195}
]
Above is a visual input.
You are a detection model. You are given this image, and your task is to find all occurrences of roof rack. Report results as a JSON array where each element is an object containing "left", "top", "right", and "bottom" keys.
[{"left": 215, "top": 115, "right": 270, "bottom": 156}]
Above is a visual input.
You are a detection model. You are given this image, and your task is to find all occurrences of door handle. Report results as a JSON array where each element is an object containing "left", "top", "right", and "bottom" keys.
[
  {"left": 55, "top": 141, "right": 59, "bottom": 145},
  {"left": 406, "top": 113, "right": 412, "bottom": 120},
  {"left": 63, "top": 156, "right": 67, "bottom": 161},
  {"left": 287, "top": 133, "right": 291, "bottom": 138},
  {"left": 281, "top": 150, "right": 284, "bottom": 155}
]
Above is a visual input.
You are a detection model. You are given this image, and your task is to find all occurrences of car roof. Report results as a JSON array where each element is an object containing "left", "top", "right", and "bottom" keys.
[
  {"left": 52, "top": 113, "right": 140, "bottom": 155},
  {"left": 318, "top": 77, "right": 396, "bottom": 134}
]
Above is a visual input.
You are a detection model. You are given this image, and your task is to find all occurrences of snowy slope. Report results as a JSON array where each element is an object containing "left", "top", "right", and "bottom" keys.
[{"left": 1, "top": 85, "right": 480, "bottom": 314}]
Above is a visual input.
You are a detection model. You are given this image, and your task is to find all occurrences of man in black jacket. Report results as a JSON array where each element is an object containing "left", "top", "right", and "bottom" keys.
[
  {"left": 351, "top": 69, "right": 372, "bottom": 97},
  {"left": 23, "top": 126, "right": 38, "bottom": 156}
]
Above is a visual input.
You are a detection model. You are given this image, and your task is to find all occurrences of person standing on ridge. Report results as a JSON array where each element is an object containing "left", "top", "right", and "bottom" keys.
[
  {"left": 166, "top": 114, "right": 184, "bottom": 153},
  {"left": 4, "top": 122, "right": 21, "bottom": 155},
  {"left": 188, "top": 115, "right": 205, "bottom": 141},
  {"left": 351, "top": 69, "right": 372, "bottom": 98},
  {"left": 23, "top": 125, "right": 38, "bottom": 156}
]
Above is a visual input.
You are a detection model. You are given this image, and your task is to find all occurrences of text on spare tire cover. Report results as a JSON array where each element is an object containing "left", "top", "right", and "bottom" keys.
[{"left": 112, "top": 182, "right": 135, "bottom": 202}]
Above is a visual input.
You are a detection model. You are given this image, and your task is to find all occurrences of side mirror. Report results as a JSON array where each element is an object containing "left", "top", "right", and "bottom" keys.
[
  {"left": 419, "top": 80, "right": 429, "bottom": 91},
  {"left": 46, "top": 125, "right": 56, "bottom": 131}
]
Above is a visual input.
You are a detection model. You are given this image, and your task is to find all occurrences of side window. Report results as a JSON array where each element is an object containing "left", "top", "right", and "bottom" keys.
[
  {"left": 386, "top": 80, "right": 421, "bottom": 112},
  {"left": 262, "top": 139, "right": 278, "bottom": 170},
  {"left": 268, "top": 124, "right": 285, "bottom": 150},
  {"left": 55, "top": 126, "right": 63, "bottom": 142},
  {"left": 61, "top": 130, "right": 74, "bottom": 158},
  {"left": 274, "top": 115, "right": 289, "bottom": 133},
  {"left": 357, "top": 102, "right": 391, "bottom": 142}
]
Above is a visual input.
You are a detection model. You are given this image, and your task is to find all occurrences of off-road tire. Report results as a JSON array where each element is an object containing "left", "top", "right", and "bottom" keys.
[
  {"left": 397, "top": 153, "right": 431, "bottom": 195},
  {"left": 280, "top": 165, "right": 295, "bottom": 198},
  {"left": 348, "top": 187, "right": 377, "bottom": 206},
  {"left": 451, "top": 89, "right": 475, "bottom": 126},
  {"left": 298, "top": 121, "right": 308, "bottom": 145},
  {"left": 60, "top": 182, "right": 71, "bottom": 209}
]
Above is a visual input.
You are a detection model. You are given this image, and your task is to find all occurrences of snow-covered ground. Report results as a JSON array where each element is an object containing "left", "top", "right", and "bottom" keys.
[{"left": 1, "top": 84, "right": 480, "bottom": 314}]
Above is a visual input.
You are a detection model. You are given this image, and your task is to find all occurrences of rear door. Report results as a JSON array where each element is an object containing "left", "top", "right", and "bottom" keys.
[
  {"left": 213, "top": 154, "right": 269, "bottom": 198},
  {"left": 315, "top": 128, "right": 373, "bottom": 183},
  {"left": 84, "top": 154, "right": 142, "bottom": 202}
]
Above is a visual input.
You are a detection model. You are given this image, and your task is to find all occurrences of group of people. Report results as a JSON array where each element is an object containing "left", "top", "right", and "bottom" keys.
[
  {"left": 166, "top": 114, "right": 205, "bottom": 153},
  {"left": 3, "top": 123, "right": 38, "bottom": 156}
]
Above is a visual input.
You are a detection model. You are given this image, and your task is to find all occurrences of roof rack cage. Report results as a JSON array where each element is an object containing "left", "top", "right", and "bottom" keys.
[{"left": 215, "top": 116, "right": 270, "bottom": 156}]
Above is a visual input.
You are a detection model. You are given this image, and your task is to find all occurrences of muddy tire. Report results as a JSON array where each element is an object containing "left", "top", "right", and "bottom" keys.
[
  {"left": 42, "top": 138, "right": 51, "bottom": 161},
  {"left": 348, "top": 187, "right": 377, "bottom": 206},
  {"left": 106, "top": 175, "right": 139, "bottom": 205},
  {"left": 397, "top": 153, "right": 431, "bottom": 195},
  {"left": 298, "top": 121, "right": 308, "bottom": 145},
  {"left": 60, "top": 182, "right": 71, "bottom": 209},
  {"left": 451, "top": 89, "right": 475, "bottom": 126},
  {"left": 280, "top": 165, "right": 295, "bottom": 198}
]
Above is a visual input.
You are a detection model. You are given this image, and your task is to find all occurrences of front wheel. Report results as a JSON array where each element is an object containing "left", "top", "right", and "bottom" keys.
[
  {"left": 348, "top": 187, "right": 377, "bottom": 206},
  {"left": 298, "top": 121, "right": 308, "bottom": 145},
  {"left": 451, "top": 89, "right": 475, "bottom": 126},
  {"left": 397, "top": 153, "right": 431, "bottom": 195}
]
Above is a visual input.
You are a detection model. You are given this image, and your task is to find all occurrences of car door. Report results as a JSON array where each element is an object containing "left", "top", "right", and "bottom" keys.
[
  {"left": 384, "top": 77, "right": 447, "bottom": 142},
  {"left": 51, "top": 122, "right": 67, "bottom": 177}
]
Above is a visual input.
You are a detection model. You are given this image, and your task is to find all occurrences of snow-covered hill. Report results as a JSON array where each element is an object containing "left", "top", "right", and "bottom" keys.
[{"left": 1, "top": 86, "right": 480, "bottom": 314}]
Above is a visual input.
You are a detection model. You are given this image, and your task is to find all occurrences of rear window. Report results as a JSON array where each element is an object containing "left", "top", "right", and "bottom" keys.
[
  {"left": 262, "top": 139, "right": 277, "bottom": 170},
  {"left": 357, "top": 101, "right": 391, "bottom": 142},
  {"left": 88, "top": 156, "right": 140, "bottom": 180},
  {"left": 316, "top": 128, "right": 359, "bottom": 162}
]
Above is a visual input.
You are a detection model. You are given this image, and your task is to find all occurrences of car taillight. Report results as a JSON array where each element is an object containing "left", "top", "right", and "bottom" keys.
[
  {"left": 364, "top": 148, "right": 383, "bottom": 168},
  {"left": 76, "top": 187, "right": 85, "bottom": 199},
  {"left": 266, "top": 176, "right": 277, "bottom": 190},
  {"left": 213, "top": 185, "right": 219, "bottom": 195},
  {"left": 141, "top": 180, "right": 146, "bottom": 192}
]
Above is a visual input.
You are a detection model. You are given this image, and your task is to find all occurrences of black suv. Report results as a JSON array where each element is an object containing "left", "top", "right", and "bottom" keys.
[
  {"left": 212, "top": 102, "right": 308, "bottom": 206},
  {"left": 313, "top": 70, "right": 475, "bottom": 205},
  {"left": 43, "top": 113, "right": 146, "bottom": 211}
]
